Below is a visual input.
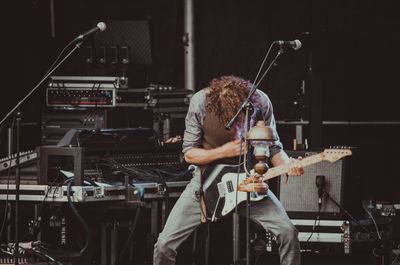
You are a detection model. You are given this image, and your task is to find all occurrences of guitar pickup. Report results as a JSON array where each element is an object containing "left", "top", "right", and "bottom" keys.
[{"left": 226, "top": 180, "right": 234, "bottom": 193}]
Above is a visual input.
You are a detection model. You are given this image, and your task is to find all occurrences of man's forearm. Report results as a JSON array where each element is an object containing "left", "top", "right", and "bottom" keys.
[
  {"left": 271, "top": 150, "right": 304, "bottom": 176},
  {"left": 184, "top": 147, "right": 225, "bottom": 165},
  {"left": 270, "top": 150, "right": 290, "bottom": 167},
  {"left": 184, "top": 139, "right": 245, "bottom": 165}
]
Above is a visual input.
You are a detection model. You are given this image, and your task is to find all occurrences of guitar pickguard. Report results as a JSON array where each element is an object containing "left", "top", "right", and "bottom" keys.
[
  {"left": 202, "top": 164, "right": 263, "bottom": 221},
  {"left": 202, "top": 164, "right": 240, "bottom": 221}
]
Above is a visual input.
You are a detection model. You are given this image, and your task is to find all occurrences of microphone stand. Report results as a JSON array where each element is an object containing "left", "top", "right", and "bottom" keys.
[
  {"left": 227, "top": 47, "right": 284, "bottom": 265},
  {"left": 0, "top": 40, "right": 83, "bottom": 265},
  {"left": 226, "top": 47, "right": 284, "bottom": 130}
]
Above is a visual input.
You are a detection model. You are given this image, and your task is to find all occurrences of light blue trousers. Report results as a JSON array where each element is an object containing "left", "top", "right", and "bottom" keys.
[{"left": 153, "top": 167, "right": 301, "bottom": 265}]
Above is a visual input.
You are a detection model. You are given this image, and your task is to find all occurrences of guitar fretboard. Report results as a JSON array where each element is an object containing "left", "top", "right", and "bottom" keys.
[{"left": 261, "top": 153, "right": 324, "bottom": 181}]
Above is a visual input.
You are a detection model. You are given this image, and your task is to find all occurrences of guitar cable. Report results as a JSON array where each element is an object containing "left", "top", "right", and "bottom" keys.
[
  {"left": 307, "top": 176, "right": 325, "bottom": 242},
  {"left": 362, "top": 201, "right": 382, "bottom": 240},
  {"left": 66, "top": 178, "right": 90, "bottom": 255},
  {"left": 323, "top": 190, "right": 379, "bottom": 241},
  {"left": 306, "top": 201, "right": 321, "bottom": 243}
]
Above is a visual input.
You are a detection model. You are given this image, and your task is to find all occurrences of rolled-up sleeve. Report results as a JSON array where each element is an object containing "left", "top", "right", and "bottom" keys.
[
  {"left": 257, "top": 90, "right": 284, "bottom": 158},
  {"left": 182, "top": 91, "right": 205, "bottom": 154}
]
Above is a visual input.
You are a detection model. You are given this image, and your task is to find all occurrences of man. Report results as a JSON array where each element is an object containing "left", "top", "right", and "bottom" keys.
[{"left": 154, "top": 75, "right": 304, "bottom": 265}]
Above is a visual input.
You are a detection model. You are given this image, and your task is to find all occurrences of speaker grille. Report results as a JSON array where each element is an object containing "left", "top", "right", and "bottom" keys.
[{"left": 278, "top": 150, "right": 344, "bottom": 213}]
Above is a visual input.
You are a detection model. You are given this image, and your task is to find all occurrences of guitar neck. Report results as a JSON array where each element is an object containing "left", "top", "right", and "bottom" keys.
[{"left": 261, "top": 153, "right": 324, "bottom": 181}]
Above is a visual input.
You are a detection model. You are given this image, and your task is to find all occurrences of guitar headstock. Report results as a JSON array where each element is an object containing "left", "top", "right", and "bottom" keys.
[{"left": 322, "top": 147, "right": 353, "bottom": 163}]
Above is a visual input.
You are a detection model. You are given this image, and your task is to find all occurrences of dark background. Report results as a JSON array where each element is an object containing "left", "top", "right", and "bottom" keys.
[
  {"left": 2, "top": 0, "right": 400, "bottom": 206},
  {"left": 1, "top": 0, "right": 400, "bottom": 263}
]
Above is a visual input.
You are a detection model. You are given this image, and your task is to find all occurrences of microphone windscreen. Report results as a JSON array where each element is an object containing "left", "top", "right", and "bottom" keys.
[{"left": 316, "top": 175, "right": 325, "bottom": 188}]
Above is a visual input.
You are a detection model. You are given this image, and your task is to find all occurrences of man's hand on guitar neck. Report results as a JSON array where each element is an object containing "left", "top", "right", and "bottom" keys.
[
  {"left": 270, "top": 151, "right": 304, "bottom": 177},
  {"left": 287, "top": 157, "right": 304, "bottom": 176}
]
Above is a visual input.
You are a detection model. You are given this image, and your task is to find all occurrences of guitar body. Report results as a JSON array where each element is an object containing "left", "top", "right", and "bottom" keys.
[{"left": 202, "top": 164, "right": 264, "bottom": 222}]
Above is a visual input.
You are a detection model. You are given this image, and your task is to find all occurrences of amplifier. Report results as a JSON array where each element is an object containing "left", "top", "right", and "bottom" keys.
[
  {"left": 41, "top": 109, "right": 106, "bottom": 145},
  {"left": 115, "top": 85, "right": 193, "bottom": 113},
  {"left": 277, "top": 150, "right": 348, "bottom": 219},
  {"left": 146, "top": 86, "right": 192, "bottom": 113},
  {"left": 46, "top": 76, "right": 120, "bottom": 107}
]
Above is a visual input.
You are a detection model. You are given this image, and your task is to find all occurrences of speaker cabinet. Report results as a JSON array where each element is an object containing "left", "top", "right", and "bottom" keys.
[{"left": 277, "top": 150, "right": 347, "bottom": 218}]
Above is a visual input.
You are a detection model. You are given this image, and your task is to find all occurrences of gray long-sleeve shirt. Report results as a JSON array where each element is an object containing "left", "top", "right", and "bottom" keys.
[{"left": 182, "top": 89, "right": 283, "bottom": 159}]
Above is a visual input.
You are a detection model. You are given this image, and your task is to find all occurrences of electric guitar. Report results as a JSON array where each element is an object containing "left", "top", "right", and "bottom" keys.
[{"left": 202, "top": 148, "right": 352, "bottom": 222}]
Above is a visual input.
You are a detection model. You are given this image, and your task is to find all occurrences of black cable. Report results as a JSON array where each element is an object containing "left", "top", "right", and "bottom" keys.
[
  {"left": 32, "top": 171, "right": 66, "bottom": 240},
  {"left": 362, "top": 201, "right": 382, "bottom": 240},
  {"left": 16, "top": 245, "right": 62, "bottom": 265},
  {"left": 147, "top": 168, "right": 190, "bottom": 182},
  {"left": 306, "top": 205, "right": 321, "bottom": 243},
  {"left": 66, "top": 179, "right": 90, "bottom": 255},
  {"left": 323, "top": 190, "right": 379, "bottom": 241}
]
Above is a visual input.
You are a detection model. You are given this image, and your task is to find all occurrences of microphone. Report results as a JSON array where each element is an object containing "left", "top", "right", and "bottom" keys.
[
  {"left": 315, "top": 175, "right": 326, "bottom": 210},
  {"left": 275, "top": 39, "right": 302, "bottom": 50},
  {"left": 76, "top": 22, "right": 107, "bottom": 41}
]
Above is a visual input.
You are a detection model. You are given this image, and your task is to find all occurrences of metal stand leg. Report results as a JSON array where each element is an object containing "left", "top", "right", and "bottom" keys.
[
  {"left": 192, "top": 222, "right": 210, "bottom": 265},
  {"left": 110, "top": 222, "right": 118, "bottom": 265},
  {"left": 7, "top": 203, "right": 12, "bottom": 243},
  {"left": 295, "top": 124, "right": 303, "bottom": 147},
  {"left": 233, "top": 212, "right": 240, "bottom": 264},
  {"left": 151, "top": 201, "right": 159, "bottom": 236},
  {"left": 114, "top": 207, "right": 142, "bottom": 265},
  {"left": 205, "top": 222, "right": 210, "bottom": 265},
  {"left": 192, "top": 229, "right": 198, "bottom": 265},
  {"left": 246, "top": 193, "right": 250, "bottom": 265},
  {"left": 183, "top": 0, "right": 195, "bottom": 92},
  {"left": 101, "top": 224, "right": 107, "bottom": 265},
  {"left": 162, "top": 115, "right": 171, "bottom": 141}
]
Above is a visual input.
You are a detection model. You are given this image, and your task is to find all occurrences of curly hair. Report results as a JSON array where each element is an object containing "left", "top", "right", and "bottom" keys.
[{"left": 205, "top": 75, "right": 262, "bottom": 134}]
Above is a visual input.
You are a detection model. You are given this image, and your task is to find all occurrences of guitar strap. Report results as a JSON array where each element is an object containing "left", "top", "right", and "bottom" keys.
[{"left": 198, "top": 162, "right": 218, "bottom": 222}]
